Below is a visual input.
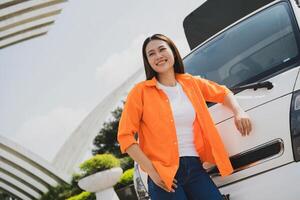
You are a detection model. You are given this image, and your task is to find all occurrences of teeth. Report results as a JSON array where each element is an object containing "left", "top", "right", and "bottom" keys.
[{"left": 156, "top": 60, "right": 166, "bottom": 65}]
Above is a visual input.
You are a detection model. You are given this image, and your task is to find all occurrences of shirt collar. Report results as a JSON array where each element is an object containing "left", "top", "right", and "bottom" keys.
[{"left": 145, "top": 73, "right": 190, "bottom": 87}]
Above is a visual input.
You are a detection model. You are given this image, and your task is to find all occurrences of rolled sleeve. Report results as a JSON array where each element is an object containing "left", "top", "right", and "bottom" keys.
[
  {"left": 193, "top": 76, "right": 231, "bottom": 103},
  {"left": 117, "top": 84, "right": 143, "bottom": 154}
]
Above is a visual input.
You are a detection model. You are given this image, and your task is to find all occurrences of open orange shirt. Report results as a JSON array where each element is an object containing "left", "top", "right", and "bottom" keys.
[{"left": 117, "top": 72, "right": 234, "bottom": 191}]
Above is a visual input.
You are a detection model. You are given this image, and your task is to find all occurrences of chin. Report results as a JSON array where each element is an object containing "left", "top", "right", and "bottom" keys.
[
  {"left": 156, "top": 67, "right": 173, "bottom": 74},
  {"left": 155, "top": 70, "right": 169, "bottom": 75}
]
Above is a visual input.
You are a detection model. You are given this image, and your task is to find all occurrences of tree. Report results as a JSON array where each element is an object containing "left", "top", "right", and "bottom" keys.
[
  {"left": 92, "top": 103, "right": 134, "bottom": 170},
  {"left": 92, "top": 105, "right": 125, "bottom": 158}
]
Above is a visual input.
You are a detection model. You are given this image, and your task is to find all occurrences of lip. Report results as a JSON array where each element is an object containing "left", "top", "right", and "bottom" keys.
[{"left": 156, "top": 59, "right": 167, "bottom": 66}]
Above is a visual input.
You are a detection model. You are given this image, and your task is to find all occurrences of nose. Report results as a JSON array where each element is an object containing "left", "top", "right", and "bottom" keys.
[{"left": 154, "top": 52, "right": 163, "bottom": 60}]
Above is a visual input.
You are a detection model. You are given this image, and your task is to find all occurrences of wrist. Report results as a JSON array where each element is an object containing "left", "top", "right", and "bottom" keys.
[
  {"left": 146, "top": 164, "right": 157, "bottom": 175},
  {"left": 233, "top": 107, "right": 243, "bottom": 115}
]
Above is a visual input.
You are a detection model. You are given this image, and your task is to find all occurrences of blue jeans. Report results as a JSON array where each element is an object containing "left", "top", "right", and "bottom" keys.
[{"left": 147, "top": 156, "right": 223, "bottom": 200}]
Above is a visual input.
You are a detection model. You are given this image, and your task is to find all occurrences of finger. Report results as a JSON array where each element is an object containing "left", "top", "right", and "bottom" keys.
[
  {"left": 158, "top": 183, "right": 168, "bottom": 192},
  {"left": 248, "top": 119, "right": 252, "bottom": 134},
  {"left": 245, "top": 119, "right": 251, "bottom": 135},
  {"left": 154, "top": 181, "right": 166, "bottom": 191},
  {"left": 172, "top": 182, "right": 177, "bottom": 189},
  {"left": 246, "top": 119, "right": 251, "bottom": 135},
  {"left": 241, "top": 119, "right": 248, "bottom": 136},
  {"left": 237, "top": 120, "right": 244, "bottom": 136},
  {"left": 172, "top": 178, "right": 178, "bottom": 189},
  {"left": 242, "top": 119, "right": 248, "bottom": 136},
  {"left": 165, "top": 185, "right": 175, "bottom": 193},
  {"left": 159, "top": 182, "right": 173, "bottom": 193},
  {"left": 243, "top": 119, "right": 248, "bottom": 136},
  {"left": 234, "top": 119, "right": 242, "bottom": 134}
]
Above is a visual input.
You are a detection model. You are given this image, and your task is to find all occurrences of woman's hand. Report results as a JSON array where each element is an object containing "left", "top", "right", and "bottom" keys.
[
  {"left": 125, "top": 144, "right": 178, "bottom": 192},
  {"left": 234, "top": 110, "right": 252, "bottom": 136},
  {"left": 125, "top": 144, "right": 177, "bottom": 192},
  {"left": 148, "top": 168, "right": 177, "bottom": 192},
  {"left": 223, "top": 93, "right": 252, "bottom": 136}
]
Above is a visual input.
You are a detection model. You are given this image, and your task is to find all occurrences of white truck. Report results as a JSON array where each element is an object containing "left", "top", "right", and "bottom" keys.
[{"left": 134, "top": 0, "right": 300, "bottom": 199}]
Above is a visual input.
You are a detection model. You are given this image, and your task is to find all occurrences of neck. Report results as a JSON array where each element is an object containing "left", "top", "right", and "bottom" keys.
[{"left": 157, "top": 70, "right": 177, "bottom": 86}]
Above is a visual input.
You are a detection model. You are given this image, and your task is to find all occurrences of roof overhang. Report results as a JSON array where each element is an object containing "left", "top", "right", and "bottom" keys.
[{"left": 0, "top": 0, "right": 67, "bottom": 49}]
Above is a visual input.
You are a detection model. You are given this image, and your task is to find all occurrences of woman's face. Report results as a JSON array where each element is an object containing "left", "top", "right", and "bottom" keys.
[{"left": 145, "top": 39, "right": 175, "bottom": 75}]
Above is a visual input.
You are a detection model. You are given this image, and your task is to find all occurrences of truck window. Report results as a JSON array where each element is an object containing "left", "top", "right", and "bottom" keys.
[{"left": 184, "top": 2, "right": 300, "bottom": 88}]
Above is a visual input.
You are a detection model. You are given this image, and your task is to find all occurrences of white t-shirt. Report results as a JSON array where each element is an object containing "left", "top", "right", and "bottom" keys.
[{"left": 157, "top": 80, "right": 199, "bottom": 157}]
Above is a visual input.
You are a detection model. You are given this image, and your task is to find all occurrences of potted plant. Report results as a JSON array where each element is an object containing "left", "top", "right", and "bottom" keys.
[
  {"left": 78, "top": 154, "right": 123, "bottom": 200},
  {"left": 114, "top": 168, "right": 138, "bottom": 200}
]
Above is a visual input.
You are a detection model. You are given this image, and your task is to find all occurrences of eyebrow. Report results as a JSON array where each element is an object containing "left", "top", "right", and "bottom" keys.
[{"left": 147, "top": 45, "right": 165, "bottom": 54}]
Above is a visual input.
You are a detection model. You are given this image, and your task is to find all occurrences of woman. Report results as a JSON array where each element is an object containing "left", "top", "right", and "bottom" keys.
[{"left": 117, "top": 34, "right": 252, "bottom": 200}]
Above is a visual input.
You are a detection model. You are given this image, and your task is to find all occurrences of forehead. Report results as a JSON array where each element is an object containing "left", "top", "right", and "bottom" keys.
[{"left": 146, "top": 40, "right": 169, "bottom": 52}]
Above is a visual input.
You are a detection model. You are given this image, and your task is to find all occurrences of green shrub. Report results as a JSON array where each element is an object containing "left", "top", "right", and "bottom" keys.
[
  {"left": 114, "top": 168, "right": 134, "bottom": 190},
  {"left": 67, "top": 191, "right": 95, "bottom": 200},
  {"left": 120, "top": 156, "right": 134, "bottom": 171},
  {"left": 79, "top": 154, "right": 120, "bottom": 178},
  {"left": 39, "top": 173, "right": 86, "bottom": 200}
]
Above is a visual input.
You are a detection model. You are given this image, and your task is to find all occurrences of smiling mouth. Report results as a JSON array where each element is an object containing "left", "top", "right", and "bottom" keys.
[{"left": 156, "top": 59, "right": 167, "bottom": 66}]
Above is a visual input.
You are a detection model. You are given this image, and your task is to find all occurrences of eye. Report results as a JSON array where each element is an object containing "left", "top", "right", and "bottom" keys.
[
  {"left": 148, "top": 52, "right": 154, "bottom": 57},
  {"left": 159, "top": 47, "right": 166, "bottom": 52}
]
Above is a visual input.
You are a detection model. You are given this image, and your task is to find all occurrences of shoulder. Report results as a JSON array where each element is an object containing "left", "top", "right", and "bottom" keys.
[
  {"left": 126, "top": 81, "right": 145, "bottom": 97},
  {"left": 179, "top": 72, "right": 203, "bottom": 79},
  {"left": 185, "top": 73, "right": 201, "bottom": 79},
  {"left": 183, "top": 73, "right": 206, "bottom": 83},
  {"left": 177, "top": 73, "right": 203, "bottom": 83},
  {"left": 176, "top": 72, "right": 194, "bottom": 80},
  {"left": 134, "top": 81, "right": 148, "bottom": 90}
]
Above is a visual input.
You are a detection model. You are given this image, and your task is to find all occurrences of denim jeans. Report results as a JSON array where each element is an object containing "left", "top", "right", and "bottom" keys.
[{"left": 147, "top": 156, "right": 223, "bottom": 200}]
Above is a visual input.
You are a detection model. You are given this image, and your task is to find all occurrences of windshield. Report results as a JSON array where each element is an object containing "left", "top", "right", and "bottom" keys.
[{"left": 184, "top": 2, "right": 300, "bottom": 88}]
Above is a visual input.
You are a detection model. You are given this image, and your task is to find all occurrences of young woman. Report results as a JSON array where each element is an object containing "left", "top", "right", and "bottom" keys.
[{"left": 117, "top": 34, "right": 252, "bottom": 200}]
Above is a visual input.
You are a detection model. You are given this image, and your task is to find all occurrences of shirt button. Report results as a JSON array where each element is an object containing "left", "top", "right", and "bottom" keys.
[
  {"left": 166, "top": 99, "right": 169, "bottom": 102},
  {"left": 170, "top": 119, "right": 173, "bottom": 122},
  {"left": 174, "top": 142, "right": 177, "bottom": 145}
]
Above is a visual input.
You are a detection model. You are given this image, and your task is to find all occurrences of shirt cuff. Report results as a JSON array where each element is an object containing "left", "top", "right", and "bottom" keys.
[{"left": 119, "top": 135, "right": 138, "bottom": 154}]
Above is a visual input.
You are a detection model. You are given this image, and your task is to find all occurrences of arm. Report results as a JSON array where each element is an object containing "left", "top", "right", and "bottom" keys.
[
  {"left": 192, "top": 75, "right": 252, "bottom": 136},
  {"left": 117, "top": 85, "right": 176, "bottom": 192},
  {"left": 126, "top": 144, "right": 156, "bottom": 174},
  {"left": 223, "top": 92, "right": 252, "bottom": 136}
]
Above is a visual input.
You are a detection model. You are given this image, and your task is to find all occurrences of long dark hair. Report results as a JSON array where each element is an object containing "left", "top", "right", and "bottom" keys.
[{"left": 142, "top": 34, "right": 185, "bottom": 80}]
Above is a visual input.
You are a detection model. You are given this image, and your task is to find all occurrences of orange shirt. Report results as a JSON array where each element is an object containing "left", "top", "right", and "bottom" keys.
[{"left": 117, "top": 72, "right": 233, "bottom": 191}]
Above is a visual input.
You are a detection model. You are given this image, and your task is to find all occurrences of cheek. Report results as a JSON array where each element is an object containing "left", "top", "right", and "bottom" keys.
[
  {"left": 168, "top": 54, "right": 175, "bottom": 65},
  {"left": 147, "top": 58, "right": 156, "bottom": 68},
  {"left": 166, "top": 50, "right": 175, "bottom": 62}
]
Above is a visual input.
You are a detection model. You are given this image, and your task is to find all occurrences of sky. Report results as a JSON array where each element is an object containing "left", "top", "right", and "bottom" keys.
[{"left": 0, "top": 0, "right": 203, "bottom": 162}]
